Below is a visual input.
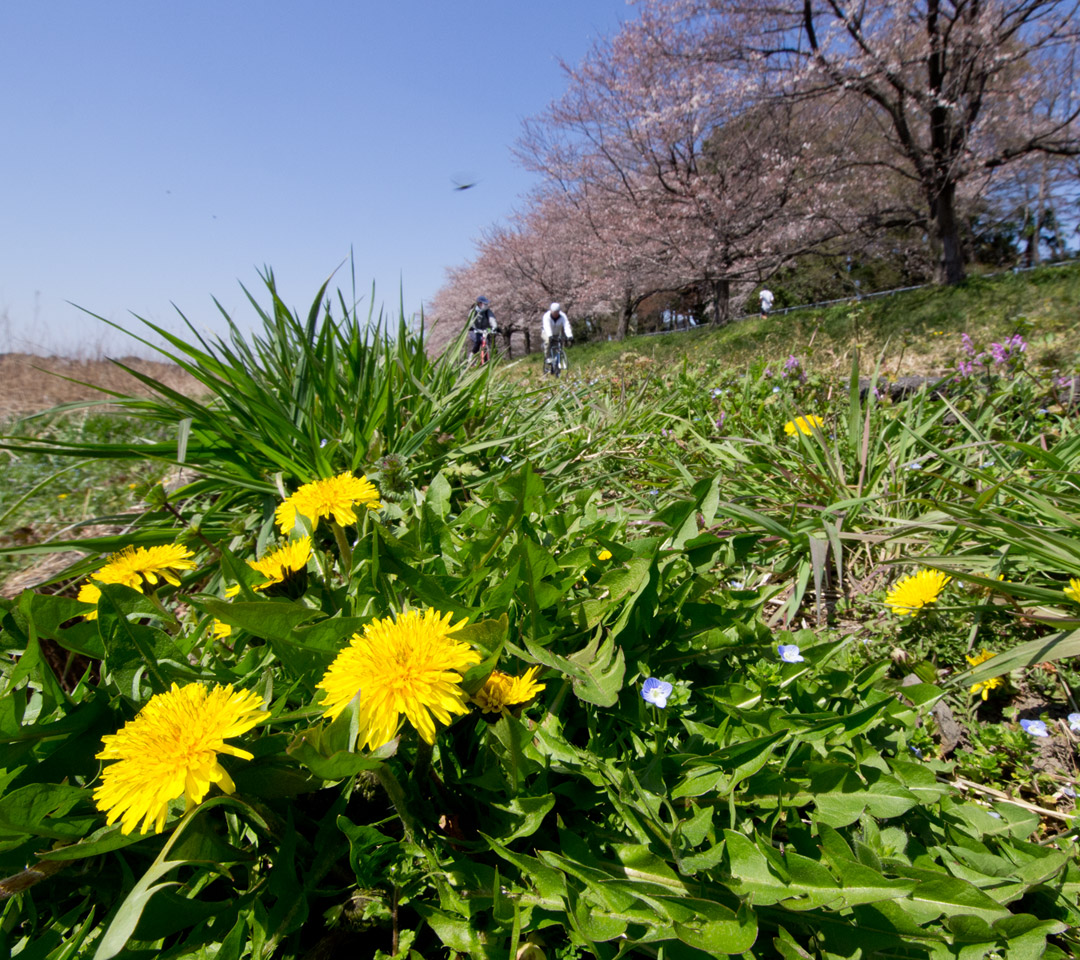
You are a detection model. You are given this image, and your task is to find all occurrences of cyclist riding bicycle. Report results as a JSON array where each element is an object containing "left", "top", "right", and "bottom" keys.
[
  {"left": 467, "top": 296, "right": 498, "bottom": 362},
  {"left": 541, "top": 302, "right": 573, "bottom": 374}
]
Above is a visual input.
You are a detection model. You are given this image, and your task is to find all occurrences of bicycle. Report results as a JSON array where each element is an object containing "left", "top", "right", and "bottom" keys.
[
  {"left": 479, "top": 328, "right": 492, "bottom": 366},
  {"left": 544, "top": 333, "right": 568, "bottom": 377}
]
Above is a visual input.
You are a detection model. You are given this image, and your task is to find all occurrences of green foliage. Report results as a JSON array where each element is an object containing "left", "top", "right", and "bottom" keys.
[
  {"left": 2, "top": 272, "right": 1079, "bottom": 959},
  {"left": 532, "top": 260, "right": 1080, "bottom": 381}
]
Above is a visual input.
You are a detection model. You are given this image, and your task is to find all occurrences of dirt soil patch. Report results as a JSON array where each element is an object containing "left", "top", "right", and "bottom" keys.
[{"left": 0, "top": 353, "right": 202, "bottom": 420}]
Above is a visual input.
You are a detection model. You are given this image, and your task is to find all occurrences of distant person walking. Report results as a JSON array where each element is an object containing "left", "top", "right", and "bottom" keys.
[
  {"left": 467, "top": 296, "right": 498, "bottom": 363},
  {"left": 759, "top": 288, "right": 774, "bottom": 320}
]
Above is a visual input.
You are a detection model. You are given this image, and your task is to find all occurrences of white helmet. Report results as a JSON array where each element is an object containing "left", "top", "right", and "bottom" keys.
[{"left": 550, "top": 302, "right": 561, "bottom": 313}]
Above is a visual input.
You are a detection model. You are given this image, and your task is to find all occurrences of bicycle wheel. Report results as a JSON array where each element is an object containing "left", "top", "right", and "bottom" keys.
[{"left": 553, "top": 348, "right": 562, "bottom": 377}]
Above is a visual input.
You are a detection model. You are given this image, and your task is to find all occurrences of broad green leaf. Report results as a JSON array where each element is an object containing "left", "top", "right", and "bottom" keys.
[
  {"left": 861, "top": 769, "right": 920, "bottom": 818},
  {"left": 672, "top": 731, "right": 787, "bottom": 799},
  {"left": 612, "top": 844, "right": 688, "bottom": 894},
  {"left": 900, "top": 875, "right": 1012, "bottom": 925},
  {"left": 489, "top": 794, "right": 555, "bottom": 842},
  {"left": 808, "top": 764, "right": 867, "bottom": 827},
  {"left": 830, "top": 857, "right": 918, "bottom": 907},
  {"left": 524, "top": 630, "right": 625, "bottom": 707},
  {"left": 481, "top": 833, "right": 567, "bottom": 902},
  {"left": 656, "top": 896, "right": 758, "bottom": 955},
  {"left": 0, "top": 783, "right": 95, "bottom": 841},
  {"left": 286, "top": 731, "right": 386, "bottom": 780}
]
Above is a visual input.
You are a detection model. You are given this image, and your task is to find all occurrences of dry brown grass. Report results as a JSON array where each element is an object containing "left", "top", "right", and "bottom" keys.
[{"left": 0, "top": 353, "right": 202, "bottom": 420}]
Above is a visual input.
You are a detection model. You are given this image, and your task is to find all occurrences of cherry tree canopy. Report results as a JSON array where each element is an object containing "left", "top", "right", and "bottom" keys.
[{"left": 640, "top": 0, "right": 1080, "bottom": 282}]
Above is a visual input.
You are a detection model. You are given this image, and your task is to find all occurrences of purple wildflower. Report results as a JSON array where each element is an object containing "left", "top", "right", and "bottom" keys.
[{"left": 1020, "top": 719, "right": 1049, "bottom": 738}]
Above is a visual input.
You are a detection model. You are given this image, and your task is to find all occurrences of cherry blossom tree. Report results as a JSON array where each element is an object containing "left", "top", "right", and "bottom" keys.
[
  {"left": 517, "top": 12, "right": 860, "bottom": 327},
  {"left": 641, "top": 0, "right": 1080, "bottom": 283},
  {"left": 427, "top": 193, "right": 599, "bottom": 357}
]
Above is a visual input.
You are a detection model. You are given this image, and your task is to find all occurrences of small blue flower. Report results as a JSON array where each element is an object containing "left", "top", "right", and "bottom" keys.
[
  {"left": 729, "top": 580, "right": 746, "bottom": 590},
  {"left": 711, "top": 387, "right": 723, "bottom": 397},
  {"left": 1063, "top": 785, "right": 1076, "bottom": 799},
  {"left": 641, "top": 677, "right": 673, "bottom": 708},
  {"left": 1068, "top": 712, "right": 1080, "bottom": 734},
  {"left": 500, "top": 455, "right": 512, "bottom": 464},
  {"left": 648, "top": 488, "right": 659, "bottom": 496},
  {"left": 772, "top": 386, "right": 780, "bottom": 393},
  {"left": 1020, "top": 719, "right": 1049, "bottom": 738},
  {"left": 778, "top": 644, "right": 805, "bottom": 663},
  {"left": 319, "top": 438, "right": 329, "bottom": 448}
]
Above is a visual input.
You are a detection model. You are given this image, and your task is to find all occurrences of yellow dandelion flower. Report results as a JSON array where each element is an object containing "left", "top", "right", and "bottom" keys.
[
  {"left": 247, "top": 536, "right": 312, "bottom": 589},
  {"left": 471, "top": 666, "right": 546, "bottom": 717},
  {"left": 275, "top": 472, "right": 381, "bottom": 534},
  {"left": 885, "top": 569, "right": 951, "bottom": 616},
  {"left": 597, "top": 549, "right": 613, "bottom": 562},
  {"left": 212, "top": 619, "right": 233, "bottom": 639},
  {"left": 316, "top": 608, "right": 481, "bottom": 750},
  {"left": 966, "top": 649, "right": 1004, "bottom": 700},
  {"left": 77, "top": 582, "right": 107, "bottom": 620},
  {"left": 77, "top": 542, "right": 195, "bottom": 618},
  {"left": 78, "top": 582, "right": 103, "bottom": 605},
  {"left": 94, "top": 543, "right": 196, "bottom": 589},
  {"left": 94, "top": 682, "right": 267, "bottom": 835},
  {"left": 131, "top": 543, "right": 197, "bottom": 586},
  {"left": 784, "top": 415, "right": 824, "bottom": 436},
  {"left": 90, "top": 549, "right": 145, "bottom": 590},
  {"left": 1065, "top": 578, "right": 1080, "bottom": 604}
]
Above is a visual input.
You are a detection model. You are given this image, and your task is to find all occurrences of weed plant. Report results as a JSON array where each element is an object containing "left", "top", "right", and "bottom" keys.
[{"left": 1, "top": 273, "right": 1079, "bottom": 958}]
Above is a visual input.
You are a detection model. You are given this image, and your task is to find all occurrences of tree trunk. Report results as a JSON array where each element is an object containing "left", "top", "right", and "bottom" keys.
[
  {"left": 1033, "top": 163, "right": 1048, "bottom": 265},
  {"left": 711, "top": 278, "right": 730, "bottom": 325},
  {"left": 523, "top": 329, "right": 531, "bottom": 354},
  {"left": 615, "top": 290, "right": 633, "bottom": 341},
  {"left": 932, "top": 181, "right": 966, "bottom": 284}
]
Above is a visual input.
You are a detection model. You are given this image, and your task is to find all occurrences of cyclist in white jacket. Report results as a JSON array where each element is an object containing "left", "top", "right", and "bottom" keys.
[{"left": 541, "top": 303, "right": 573, "bottom": 358}]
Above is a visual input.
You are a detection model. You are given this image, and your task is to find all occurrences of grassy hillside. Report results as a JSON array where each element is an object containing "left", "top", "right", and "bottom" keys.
[
  {"left": 512, "top": 262, "right": 1080, "bottom": 381},
  {"left": 3, "top": 273, "right": 1080, "bottom": 958}
]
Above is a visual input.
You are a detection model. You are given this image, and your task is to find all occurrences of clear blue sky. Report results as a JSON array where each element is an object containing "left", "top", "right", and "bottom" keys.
[{"left": 0, "top": 1, "right": 628, "bottom": 356}]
